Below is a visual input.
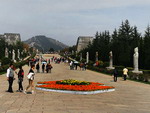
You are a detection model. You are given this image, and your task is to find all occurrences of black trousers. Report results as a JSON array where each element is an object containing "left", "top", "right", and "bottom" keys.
[
  {"left": 18, "top": 78, "right": 23, "bottom": 91},
  {"left": 114, "top": 76, "right": 117, "bottom": 82},
  {"left": 124, "top": 74, "right": 127, "bottom": 80},
  {"left": 8, "top": 77, "right": 14, "bottom": 92}
]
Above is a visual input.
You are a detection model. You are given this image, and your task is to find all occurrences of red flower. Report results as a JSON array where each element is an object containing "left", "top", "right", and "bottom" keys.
[{"left": 36, "top": 80, "right": 114, "bottom": 91}]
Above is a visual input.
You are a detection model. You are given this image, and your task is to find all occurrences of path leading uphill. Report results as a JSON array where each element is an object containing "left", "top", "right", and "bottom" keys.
[{"left": 0, "top": 54, "right": 150, "bottom": 113}]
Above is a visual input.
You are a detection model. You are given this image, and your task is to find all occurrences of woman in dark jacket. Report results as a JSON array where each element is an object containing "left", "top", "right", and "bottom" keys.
[{"left": 17, "top": 66, "right": 24, "bottom": 92}]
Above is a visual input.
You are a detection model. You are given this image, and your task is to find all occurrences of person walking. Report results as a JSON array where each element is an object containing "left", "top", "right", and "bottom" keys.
[
  {"left": 6, "top": 64, "right": 15, "bottom": 93},
  {"left": 46, "top": 63, "right": 53, "bottom": 73},
  {"left": 49, "top": 63, "right": 53, "bottom": 73},
  {"left": 24, "top": 65, "right": 35, "bottom": 94},
  {"left": 123, "top": 67, "right": 128, "bottom": 81},
  {"left": 113, "top": 67, "right": 118, "bottom": 82},
  {"left": 17, "top": 66, "right": 24, "bottom": 92},
  {"left": 42, "top": 63, "right": 45, "bottom": 73},
  {"left": 36, "top": 62, "right": 40, "bottom": 73}
]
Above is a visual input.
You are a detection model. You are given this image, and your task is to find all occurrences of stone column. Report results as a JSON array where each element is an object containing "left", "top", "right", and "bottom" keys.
[
  {"left": 132, "top": 47, "right": 143, "bottom": 74},
  {"left": 86, "top": 52, "right": 89, "bottom": 63}
]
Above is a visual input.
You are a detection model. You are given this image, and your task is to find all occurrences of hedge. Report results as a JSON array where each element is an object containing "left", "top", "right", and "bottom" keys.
[
  {"left": 62, "top": 54, "right": 150, "bottom": 84},
  {"left": 0, "top": 53, "right": 35, "bottom": 74}
]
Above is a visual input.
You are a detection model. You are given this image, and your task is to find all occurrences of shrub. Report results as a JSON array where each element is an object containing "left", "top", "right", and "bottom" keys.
[
  {"left": 103, "top": 62, "right": 109, "bottom": 68},
  {"left": 1, "top": 57, "right": 12, "bottom": 65},
  {"left": 56, "top": 79, "right": 91, "bottom": 85}
]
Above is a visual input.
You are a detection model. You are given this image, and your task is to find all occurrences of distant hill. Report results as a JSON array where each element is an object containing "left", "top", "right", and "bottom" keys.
[{"left": 23, "top": 35, "right": 68, "bottom": 52}]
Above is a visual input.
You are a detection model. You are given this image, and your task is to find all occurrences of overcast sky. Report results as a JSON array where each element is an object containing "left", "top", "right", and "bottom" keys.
[{"left": 0, "top": 0, "right": 150, "bottom": 46}]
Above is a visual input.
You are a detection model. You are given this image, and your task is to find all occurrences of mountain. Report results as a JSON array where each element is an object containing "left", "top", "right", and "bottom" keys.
[{"left": 23, "top": 35, "right": 68, "bottom": 52}]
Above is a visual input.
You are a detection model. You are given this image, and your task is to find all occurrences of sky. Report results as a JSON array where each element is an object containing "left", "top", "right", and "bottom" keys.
[{"left": 0, "top": 0, "right": 150, "bottom": 46}]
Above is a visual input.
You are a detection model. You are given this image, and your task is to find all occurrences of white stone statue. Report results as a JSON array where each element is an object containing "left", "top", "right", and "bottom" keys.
[
  {"left": 95, "top": 52, "right": 98, "bottom": 61},
  {"left": 24, "top": 48, "right": 27, "bottom": 53},
  {"left": 132, "top": 47, "right": 142, "bottom": 73},
  {"left": 80, "top": 53, "right": 82, "bottom": 61},
  {"left": 72, "top": 50, "right": 74, "bottom": 55},
  {"left": 12, "top": 50, "right": 16, "bottom": 62},
  {"left": 86, "top": 52, "right": 89, "bottom": 63},
  {"left": 18, "top": 49, "right": 20, "bottom": 60},
  {"left": 5, "top": 48, "right": 8, "bottom": 58},
  {"left": 133, "top": 47, "right": 138, "bottom": 71},
  {"left": 107, "top": 51, "right": 114, "bottom": 70},
  {"left": 109, "top": 51, "right": 113, "bottom": 67}
]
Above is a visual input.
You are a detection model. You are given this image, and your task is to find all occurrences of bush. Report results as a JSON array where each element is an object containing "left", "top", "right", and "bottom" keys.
[
  {"left": 56, "top": 79, "right": 91, "bottom": 85},
  {"left": 103, "top": 62, "right": 109, "bottom": 68},
  {"left": 1, "top": 57, "right": 12, "bottom": 65},
  {"left": 0, "top": 54, "right": 35, "bottom": 74},
  {"left": 115, "top": 66, "right": 124, "bottom": 70}
]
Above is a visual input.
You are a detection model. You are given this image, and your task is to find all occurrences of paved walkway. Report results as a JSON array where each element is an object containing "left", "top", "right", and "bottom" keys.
[{"left": 0, "top": 54, "right": 150, "bottom": 113}]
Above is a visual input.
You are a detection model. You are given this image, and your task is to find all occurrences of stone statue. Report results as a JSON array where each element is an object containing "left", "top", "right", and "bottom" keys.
[
  {"left": 24, "top": 48, "right": 27, "bottom": 53},
  {"left": 106, "top": 51, "right": 114, "bottom": 70},
  {"left": 18, "top": 49, "right": 20, "bottom": 60},
  {"left": 86, "top": 52, "right": 89, "bottom": 63},
  {"left": 5, "top": 48, "right": 8, "bottom": 58},
  {"left": 132, "top": 47, "right": 142, "bottom": 73},
  {"left": 95, "top": 52, "right": 98, "bottom": 61},
  {"left": 80, "top": 53, "right": 82, "bottom": 61},
  {"left": 133, "top": 47, "right": 138, "bottom": 71},
  {"left": 109, "top": 51, "right": 113, "bottom": 67},
  {"left": 36, "top": 49, "right": 39, "bottom": 54},
  {"left": 12, "top": 50, "right": 16, "bottom": 62},
  {"left": 72, "top": 50, "right": 74, "bottom": 55}
]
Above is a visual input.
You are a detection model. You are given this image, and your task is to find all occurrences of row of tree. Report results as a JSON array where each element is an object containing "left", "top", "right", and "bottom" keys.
[{"left": 80, "top": 20, "right": 150, "bottom": 70}]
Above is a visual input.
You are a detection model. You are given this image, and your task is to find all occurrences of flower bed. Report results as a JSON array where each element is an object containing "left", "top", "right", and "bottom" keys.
[{"left": 36, "top": 79, "right": 115, "bottom": 94}]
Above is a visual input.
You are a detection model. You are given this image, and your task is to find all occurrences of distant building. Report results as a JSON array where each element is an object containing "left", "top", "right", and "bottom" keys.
[
  {"left": 76, "top": 36, "right": 93, "bottom": 52},
  {"left": 0, "top": 33, "right": 21, "bottom": 45}
]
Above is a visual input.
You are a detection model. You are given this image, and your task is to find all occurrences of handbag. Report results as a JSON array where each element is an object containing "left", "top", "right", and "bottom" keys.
[{"left": 27, "top": 73, "right": 34, "bottom": 80}]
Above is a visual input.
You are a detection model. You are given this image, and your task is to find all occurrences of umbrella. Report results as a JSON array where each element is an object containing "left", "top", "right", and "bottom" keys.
[
  {"left": 74, "top": 61, "right": 79, "bottom": 64},
  {"left": 42, "top": 61, "right": 47, "bottom": 64}
]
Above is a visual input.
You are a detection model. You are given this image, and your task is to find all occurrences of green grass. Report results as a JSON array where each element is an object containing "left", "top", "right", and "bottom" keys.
[
  {"left": 0, "top": 72, "right": 6, "bottom": 75},
  {"left": 127, "top": 78, "right": 150, "bottom": 85}
]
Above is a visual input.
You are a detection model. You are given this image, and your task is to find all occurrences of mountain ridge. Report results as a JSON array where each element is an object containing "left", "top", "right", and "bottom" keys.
[{"left": 23, "top": 35, "right": 68, "bottom": 52}]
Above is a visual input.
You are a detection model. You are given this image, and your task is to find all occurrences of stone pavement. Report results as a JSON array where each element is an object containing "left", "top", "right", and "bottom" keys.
[{"left": 0, "top": 54, "right": 150, "bottom": 113}]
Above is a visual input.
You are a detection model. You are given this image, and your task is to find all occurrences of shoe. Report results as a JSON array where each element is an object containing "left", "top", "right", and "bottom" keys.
[
  {"left": 20, "top": 90, "right": 23, "bottom": 92},
  {"left": 31, "top": 90, "right": 34, "bottom": 94},
  {"left": 23, "top": 90, "right": 27, "bottom": 94}
]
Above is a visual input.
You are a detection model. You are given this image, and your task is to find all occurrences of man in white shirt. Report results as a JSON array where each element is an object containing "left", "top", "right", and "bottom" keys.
[
  {"left": 123, "top": 67, "right": 128, "bottom": 81},
  {"left": 6, "top": 64, "right": 15, "bottom": 93}
]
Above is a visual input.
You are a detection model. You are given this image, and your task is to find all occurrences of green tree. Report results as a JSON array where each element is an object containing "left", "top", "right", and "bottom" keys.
[
  {"left": 116, "top": 20, "right": 133, "bottom": 66},
  {"left": 0, "top": 38, "right": 6, "bottom": 59},
  {"left": 143, "top": 25, "right": 150, "bottom": 69}
]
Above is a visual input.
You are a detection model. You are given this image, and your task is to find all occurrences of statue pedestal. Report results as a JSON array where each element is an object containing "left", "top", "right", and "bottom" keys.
[
  {"left": 132, "top": 69, "right": 143, "bottom": 74},
  {"left": 106, "top": 66, "right": 115, "bottom": 70}
]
